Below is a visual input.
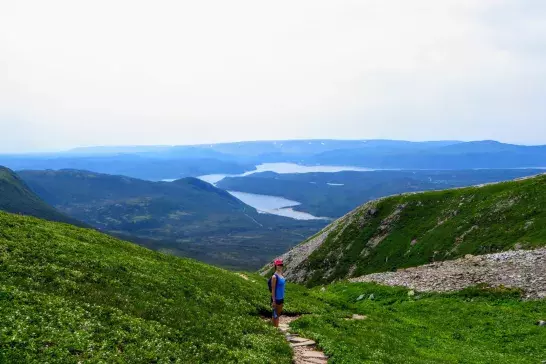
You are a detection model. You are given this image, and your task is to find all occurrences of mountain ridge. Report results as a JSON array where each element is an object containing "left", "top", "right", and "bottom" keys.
[
  {"left": 264, "top": 173, "right": 546, "bottom": 286},
  {"left": 18, "top": 168, "right": 324, "bottom": 270},
  {"left": 4, "top": 140, "right": 546, "bottom": 180},
  {"left": 0, "top": 166, "right": 85, "bottom": 227}
]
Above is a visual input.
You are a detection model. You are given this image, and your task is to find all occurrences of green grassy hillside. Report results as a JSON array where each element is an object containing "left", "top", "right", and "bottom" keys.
[
  {"left": 0, "top": 166, "right": 83, "bottom": 226},
  {"left": 276, "top": 174, "right": 546, "bottom": 286},
  {"left": 291, "top": 283, "right": 546, "bottom": 363},
  {"left": 18, "top": 169, "right": 323, "bottom": 270},
  {"left": 1, "top": 211, "right": 544, "bottom": 363},
  {"left": 0, "top": 211, "right": 305, "bottom": 363}
]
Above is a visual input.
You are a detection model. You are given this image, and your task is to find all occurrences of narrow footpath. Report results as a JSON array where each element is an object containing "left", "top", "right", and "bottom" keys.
[{"left": 278, "top": 316, "right": 328, "bottom": 364}]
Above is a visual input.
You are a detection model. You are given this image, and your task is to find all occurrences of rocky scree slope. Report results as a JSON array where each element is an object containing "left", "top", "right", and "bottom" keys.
[
  {"left": 262, "top": 174, "right": 546, "bottom": 287},
  {"left": 350, "top": 248, "right": 546, "bottom": 299}
]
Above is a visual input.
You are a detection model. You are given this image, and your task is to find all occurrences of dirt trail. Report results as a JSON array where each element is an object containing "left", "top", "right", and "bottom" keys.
[{"left": 277, "top": 316, "right": 328, "bottom": 364}]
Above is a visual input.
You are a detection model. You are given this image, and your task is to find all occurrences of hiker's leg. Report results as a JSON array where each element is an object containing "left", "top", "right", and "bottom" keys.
[
  {"left": 271, "top": 303, "right": 276, "bottom": 326},
  {"left": 272, "top": 304, "right": 283, "bottom": 327},
  {"left": 272, "top": 305, "right": 280, "bottom": 327},
  {"left": 271, "top": 308, "right": 279, "bottom": 327}
]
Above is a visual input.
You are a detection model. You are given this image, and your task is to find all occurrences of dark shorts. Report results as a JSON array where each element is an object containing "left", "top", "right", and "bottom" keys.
[{"left": 271, "top": 298, "right": 284, "bottom": 305}]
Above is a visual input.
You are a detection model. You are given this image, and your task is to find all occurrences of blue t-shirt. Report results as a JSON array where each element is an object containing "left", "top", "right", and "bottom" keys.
[{"left": 273, "top": 274, "right": 286, "bottom": 300}]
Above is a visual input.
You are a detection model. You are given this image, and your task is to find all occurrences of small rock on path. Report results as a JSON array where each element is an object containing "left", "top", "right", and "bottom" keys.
[{"left": 345, "top": 314, "right": 367, "bottom": 321}]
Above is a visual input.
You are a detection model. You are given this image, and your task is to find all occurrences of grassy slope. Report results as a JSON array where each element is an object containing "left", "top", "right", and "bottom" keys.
[
  {"left": 292, "top": 174, "right": 546, "bottom": 286},
  {"left": 0, "top": 211, "right": 317, "bottom": 363},
  {"left": 0, "top": 166, "right": 83, "bottom": 227},
  {"left": 0, "top": 211, "right": 543, "bottom": 363},
  {"left": 291, "top": 283, "right": 546, "bottom": 364},
  {"left": 18, "top": 169, "right": 323, "bottom": 270}
]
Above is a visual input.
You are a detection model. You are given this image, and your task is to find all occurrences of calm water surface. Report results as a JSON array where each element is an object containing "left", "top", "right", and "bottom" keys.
[
  {"left": 227, "top": 191, "right": 329, "bottom": 221},
  {"left": 198, "top": 163, "right": 374, "bottom": 184},
  {"left": 164, "top": 163, "right": 365, "bottom": 220}
]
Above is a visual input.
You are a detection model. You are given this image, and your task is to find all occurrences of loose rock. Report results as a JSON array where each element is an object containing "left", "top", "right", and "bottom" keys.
[
  {"left": 351, "top": 314, "right": 367, "bottom": 320},
  {"left": 350, "top": 248, "right": 546, "bottom": 300}
]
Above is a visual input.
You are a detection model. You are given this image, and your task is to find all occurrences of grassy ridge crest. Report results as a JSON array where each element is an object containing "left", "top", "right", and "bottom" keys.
[
  {"left": 281, "top": 174, "right": 546, "bottom": 286},
  {"left": 0, "top": 166, "right": 83, "bottom": 226}
]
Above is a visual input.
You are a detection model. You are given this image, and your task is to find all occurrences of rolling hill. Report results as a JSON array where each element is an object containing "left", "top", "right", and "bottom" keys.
[
  {"left": 18, "top": 169, "right": 324, "bottom": 270},
  {"left": 268, "top": 174, "right": 546, "bottom": 286},
  {"left": 0, "top": 166, "right": 83, "bottom": 226}
]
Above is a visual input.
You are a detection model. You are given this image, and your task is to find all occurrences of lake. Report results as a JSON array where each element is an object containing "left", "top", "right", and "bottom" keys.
[
  {"left": 165, "top": 163, "right": 368, "bottom": 220},
  {"left": 228, "top": 191, "right": 329, "bottom": 221},
  {"left": 198, "top": 162, "right": 374, "bottom": 184}
]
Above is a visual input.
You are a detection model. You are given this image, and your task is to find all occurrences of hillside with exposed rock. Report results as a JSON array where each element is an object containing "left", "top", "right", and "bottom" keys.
[
  {"left": 263, "top": 174, "right": 546, "bottom": 287},
  {"left": 350, "top": 248, "right": 546, "bottom": 299}
]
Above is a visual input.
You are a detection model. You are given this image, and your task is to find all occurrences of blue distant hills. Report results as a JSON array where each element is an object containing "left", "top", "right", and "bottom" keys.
[
  {"left": 1, "top": 139, "right": 545, "bottom": 270},
  {"left": 0, "top": 140, "right": 545, "bottom": 180}
]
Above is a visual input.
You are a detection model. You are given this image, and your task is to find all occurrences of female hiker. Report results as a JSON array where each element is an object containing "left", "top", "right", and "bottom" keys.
[{"left": 270, "top": 259, "right": 286, "bottom": 327}]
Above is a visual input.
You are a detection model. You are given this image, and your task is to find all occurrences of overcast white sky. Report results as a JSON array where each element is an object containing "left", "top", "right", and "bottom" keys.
[{"left": 1, "top": 0, "right": 545, "bottom": 152}]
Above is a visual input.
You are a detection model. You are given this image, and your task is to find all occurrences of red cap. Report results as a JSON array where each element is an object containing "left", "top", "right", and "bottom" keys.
[{"left": 274, "top": 259, "right": 284, "bottom": 266}]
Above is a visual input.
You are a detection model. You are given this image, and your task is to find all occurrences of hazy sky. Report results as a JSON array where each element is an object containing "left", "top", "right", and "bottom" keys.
[{"left": 1, "top": 0, "right": 545, "bottom": 152}]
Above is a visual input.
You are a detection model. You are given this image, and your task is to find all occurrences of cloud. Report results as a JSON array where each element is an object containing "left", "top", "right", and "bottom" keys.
[{"left": 1, "top": 0, "right": 545, "bottom": 152}]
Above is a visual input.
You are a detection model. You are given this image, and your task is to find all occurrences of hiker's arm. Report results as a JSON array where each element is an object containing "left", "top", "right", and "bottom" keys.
[{"left": 271, "top": 275, "right": 277, "bottom": 306}]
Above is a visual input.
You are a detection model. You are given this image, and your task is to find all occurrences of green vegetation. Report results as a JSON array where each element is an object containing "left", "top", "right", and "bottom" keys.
[
  {"left": 0, "top": 211, "right": 313, "bottom": 363},
  {"left": 217, "top": 169, "right": 544, "bottom": 218},
  {"left": 293, "top": 174, "right": 546, "bottom": 286},
  {"left": 0, "top": 211, "right": 543, "bottom": 363},
  {"left": 18, "top": 169, "right": 323, "bottom": 270},
  {"left": 291, "top": 283, "right": 546, "bottom": 363},
  {"left": 0, "top": 166, "right": 83, "bottom": 226}
]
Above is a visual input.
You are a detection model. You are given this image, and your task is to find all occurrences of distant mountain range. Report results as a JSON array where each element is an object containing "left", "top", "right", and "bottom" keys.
[
  {"left": 0, "top": 166, "right": 84, "bottom": 227},
  {"left": 65, "top": 139, "right": 461, "bottom": 157},
  {"left": 2, "top": 140, "right": 545, "bottom": 180},
  {"left": 0, "top": 155, "right": 252, "bottom": 181},
  {"left": 306, "top": 140, "right": 546, "bottom": 169},
  {"left": 18, "top": 169, "right": 324, "bottom": 270}
]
